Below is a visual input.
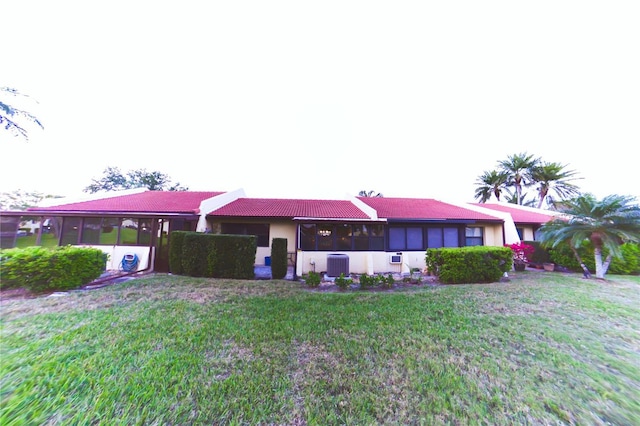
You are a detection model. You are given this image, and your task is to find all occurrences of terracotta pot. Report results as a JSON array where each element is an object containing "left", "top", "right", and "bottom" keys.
[{"left": 543, "top": 263, "right": 555, "bottom": 272}]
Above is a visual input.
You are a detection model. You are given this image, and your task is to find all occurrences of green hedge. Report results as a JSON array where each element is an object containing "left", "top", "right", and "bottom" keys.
[
  {"left": 549, "top": 241, "right": 640, "bottom": 275},
  {"left": 0, "top": 246, "right": 107, "bottom": 292},
  {"left": 426, "top": 246, "right": 512, "bottom": 284},
  {"left": 168, "top": 231, "right": 188, "bottom": 274},
  {"left": 271, "top": 238, "right": 288, "bottom": 279},
  {"left": 170, "top": 232, "right": 257, "bottom": 279}
]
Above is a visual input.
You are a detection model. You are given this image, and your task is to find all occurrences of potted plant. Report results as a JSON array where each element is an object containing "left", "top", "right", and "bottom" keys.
[{"left": 505, "top": 242, "right": 534, "bottom": 272}]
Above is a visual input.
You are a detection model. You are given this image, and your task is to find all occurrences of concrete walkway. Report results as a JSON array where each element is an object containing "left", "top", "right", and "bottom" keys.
[{"left": 254, "top": 265, "right": 295, "bottom": 280}]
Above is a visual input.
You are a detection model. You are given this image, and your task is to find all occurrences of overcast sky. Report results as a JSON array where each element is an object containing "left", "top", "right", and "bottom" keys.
[{"left": 2, "top": 1, "right": 638, "bottom": 205}]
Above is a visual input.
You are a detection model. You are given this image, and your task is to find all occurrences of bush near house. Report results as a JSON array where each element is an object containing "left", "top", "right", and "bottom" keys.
[
  {"left": 426, "top": 246, "right": 512, "bottom": 284},
  {"left": 0, "top": 246, "right": 107, "bottom": 292},
  {"left": 523, "top": 240, "right": 552, "bottom": 267},
  {"left": 168, "top": 231, "right": 188, "bottom": 275},
  {"left": 170, "top": 232, "right": 257, "bottom": 279},
  {"left": 271, "top": 238, "right": 288, "bottom": 279},
  {"left": 550, "top": 241, "right": 640, "bottom": 275}
]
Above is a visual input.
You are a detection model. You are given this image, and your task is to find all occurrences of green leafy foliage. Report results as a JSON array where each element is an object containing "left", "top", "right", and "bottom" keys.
[
  {"left": 168, "top": 231, "right": 187, "bottom": 275},
  {"left": 426, "top": 246, "right": 512, "bottom": 284},
  {"left": 0, "top": 246, "right": 106, "bottom": 292},
  {"left": 334, "top": 273, "right": 353, "bottom": 290},
  {"left": 523, "top": 240, "right": 552, "bottom": 265},
  {"left": 358, "top": 273, "right": 395, "bottom": 289},
  {"left": 176, "top": 232, "right": 257, "bottom": 279},
  {"left": 550, "top": 241, "right": 640, "bottom": 275},
  {"left": 84, "top": 167, "right": 188, "bottom": 193},
  {"left": 304, "top": 271, "right": 321, "bottom": 287},
  {"left": 271, "top": 238, "right": 288, "bottom": 279}
]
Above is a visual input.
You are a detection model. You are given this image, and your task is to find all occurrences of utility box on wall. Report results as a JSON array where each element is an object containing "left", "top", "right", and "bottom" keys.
[{"left": 327, "top": 254, "right": 349, "bottom": 277}]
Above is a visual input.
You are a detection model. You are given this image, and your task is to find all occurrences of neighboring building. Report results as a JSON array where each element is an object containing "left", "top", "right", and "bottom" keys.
[
  {"left": 470, "top": 202, "right": 560, "bottom": 241},
  {"left": 0, "top": 189, "right": 557, "bottom": 277}
]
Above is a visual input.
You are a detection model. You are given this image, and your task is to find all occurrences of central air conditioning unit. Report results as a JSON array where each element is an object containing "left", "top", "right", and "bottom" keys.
[
  {"left": 327, "top": 254, "right": 349, "bottom": 277},
  {"left": 389, "top": 254, "right": 403, "bottom": 264}
]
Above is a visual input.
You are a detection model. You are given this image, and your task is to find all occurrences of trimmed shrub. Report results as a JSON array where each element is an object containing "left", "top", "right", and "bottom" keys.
[
  {"left": 182, "top": 232, "right": 211, "bottom": 277},
  {"left": 0, "top": 246, "right": 107, "bottom": 292},
  {"left": 168, "top": 230, "right": 188, "bottom": 274},
  {"left": 171, "top": 232, "right": 257, "bottom": 279},
  {"left": 271, "top": 238, "right": 288, "bottom": 279},
  {"left": 426, "top": 246, "right": 512, "bottom": 284},
  {"left": 209, "top": 234, "right": 256, "bottom": 279}
]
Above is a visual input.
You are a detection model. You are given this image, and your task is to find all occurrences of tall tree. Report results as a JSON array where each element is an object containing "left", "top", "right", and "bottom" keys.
[
  {"left": 531, "top": 161, "right": 581, "bottom": 208},
  {"left": 0, "top": 87, "right": 44, "bottom": 141},
  {"left": 474, "top": 170, "right": 509, "bottom": 202},
  {"left": 498, "top": 152, "right": 540, "bottom": 205},
  {"left": 84, "top": 167, "right": 189, "bottom": 193},
  {"left": 358, "top": 190, "right": 383, "bottom": 197},
  {"left": 537, "top": 194, "right": 640, "bottom": 279},
  {"left": 0, "top": 190, "right": 62, "bottom": 211}
]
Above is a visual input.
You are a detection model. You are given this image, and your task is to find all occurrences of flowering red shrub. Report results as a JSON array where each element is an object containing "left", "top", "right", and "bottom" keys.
[{"left": 505, "top": 242, "right": 535, "bottom": 264}]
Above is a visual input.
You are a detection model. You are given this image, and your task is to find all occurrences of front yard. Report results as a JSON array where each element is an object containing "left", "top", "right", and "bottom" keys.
[{"left": 1, "top": 271, "right": 639, "bottom": 425}]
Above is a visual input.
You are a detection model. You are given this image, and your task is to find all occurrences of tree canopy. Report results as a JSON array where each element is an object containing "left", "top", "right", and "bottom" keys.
[
  {"left": 0, "top": 87, "right": 44, "bottom": 141},
  {"left": 0, "top": 190, "right": 62, "bottom": 211},
  {"left": 358, "top": 190, "right": 383, "bottom": 197},
  {"left": 537, "top": 194, "right": 640, "bottom": 279},
  {"left": 474, "top": 152, "right": 581, "bottom": 208},
  {"left": 84, "top": 167, "right": 189, "bottom": 193}
]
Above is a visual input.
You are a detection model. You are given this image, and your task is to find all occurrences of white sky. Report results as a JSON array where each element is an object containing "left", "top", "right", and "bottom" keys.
[{"left": 2, "top": 1, "right": 639, "bottom": 204}]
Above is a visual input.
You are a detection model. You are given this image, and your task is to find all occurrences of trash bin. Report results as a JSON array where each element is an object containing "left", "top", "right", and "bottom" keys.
[{"left": 265, "top": 256, "right": 271, "bottom": 266}]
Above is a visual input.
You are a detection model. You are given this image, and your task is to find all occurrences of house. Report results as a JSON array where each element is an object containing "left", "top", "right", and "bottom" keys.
[
  {"left": 0, "top": 189, "right": 557, "bottom": 277},
  {"left": 469, "top": 202, "right": 560, "bottom": 241}
]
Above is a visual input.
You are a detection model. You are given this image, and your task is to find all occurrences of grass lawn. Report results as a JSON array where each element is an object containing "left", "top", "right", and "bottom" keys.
[{"left": 1, "top": 271, "right": 639, "bottom": 425}]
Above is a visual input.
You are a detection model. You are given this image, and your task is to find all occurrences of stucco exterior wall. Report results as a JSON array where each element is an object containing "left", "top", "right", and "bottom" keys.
[
  {"left": 295, "top": 250, "right": 428, "bottom": 277},
  {"left": 482, "top": 223, "right": 505, "bottom": 246},
  {"left": 87, "top": 245, "right": 153, "bottom": 271},
  {"left": 255, "top": 221, "right": 297, "bottom": 265}
]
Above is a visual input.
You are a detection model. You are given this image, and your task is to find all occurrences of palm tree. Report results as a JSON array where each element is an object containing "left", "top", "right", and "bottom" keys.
[
  {"left": 531, "top": 161, "right": 582, "bottom": 208},
  {"left": 498, "top": 152, "right": 539, "bottom": 205},
  {"left": 537, "top": 194, "right": 640, "bottom": 279},
  {"left": 503, "top": 188, "right": 537, "bottom": 207},
  {"left": 358, "top": 190, "right": 383, "bottom": 197},
  {"left": 0, "top": 87, "right": 44, "bottom": 141},
  {"left": 473, "top": 170, "right": 509, "bottom": 202}
]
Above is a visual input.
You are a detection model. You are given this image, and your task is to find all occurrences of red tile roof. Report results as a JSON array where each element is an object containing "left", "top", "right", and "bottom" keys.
[
  {"left": 472, "top": 203, "right": 556, "bottom": 224},
  {"left": 208, "top": 198, "right": 371, "bottom": 219},
  {"left": 357, "top": 197, "right": 501, "bottom": 221},
  {"left": 28, "top": 191, "right": 225, "bottom": 214}
]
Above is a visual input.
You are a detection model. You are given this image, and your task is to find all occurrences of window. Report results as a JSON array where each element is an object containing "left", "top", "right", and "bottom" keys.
[
  {"left": 300, "top": 224, "right": 316, "bottom": 250},
  {"left": 391, "top": 226, "right": 460, "bottom": 250},
  {"left": 443, "top": 227, "right": 459, "bottom": 247},
  {"left": 299, "top": 223, "right": 385, "bottom": 251},
  {"left": 221, "top": 223, "right": 270, "bottom": 247},
  {"left": 60, "top": 217, "right": 81, "bottom": 245},
  {"left": 81, "top": 217, "right": 103, "bottom": 244},
  {"left": 406, "top": 227, "right": 423, "bottom": 250},
  {"left": 465, "top": 227, "right": 484, "bottom": 246},
  {"left": 389, "top": 227, "right": 405, "bottom": 251},
  {"left": 120, "top": 218, "right": 153, "bottom": 246},
  {"left": 100, "top": 218, "right": 120, "bottom": 244}
]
